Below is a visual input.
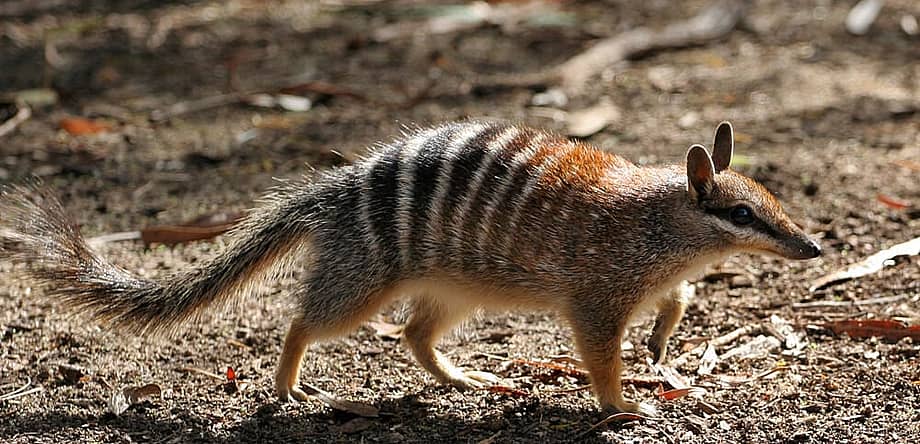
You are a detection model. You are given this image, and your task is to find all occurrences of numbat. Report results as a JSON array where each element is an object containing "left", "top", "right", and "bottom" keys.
[{"left": 0, "top": 121, "right": 820, "bottom": 415}]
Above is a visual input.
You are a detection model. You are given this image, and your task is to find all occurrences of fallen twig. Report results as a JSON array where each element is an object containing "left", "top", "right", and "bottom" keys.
[
  {"left": 669, "top": 324, "right": 760, "bottom": 369},
  {"left": 476, "top": 0, "right": 749, "bottom": 93},
  {"left": 575, "top": 412, "right": 655, "bottom": 439},
  {"left": 512, "top": 358, "right": 587, "bottom": 377},
  {"left": 792, "top": 294, "right": 908, "bottom": 309},
  {"left": 0, "top": 101, "right": 32, "bottom": 138},
  {"left": 556, "top": 0, "right": 749, "bottom": 91},
  {"left": 716, "top": 363, "right": 789, "bottom": 386},
  {"left": 810, "top": 237, "right": 920, "bottom": 292},
  {"left": 177, "top": 366, "right": 224, "bottom": 381},
  {"left": 150, "top": 92, "right": 245, "bottom": 122}
]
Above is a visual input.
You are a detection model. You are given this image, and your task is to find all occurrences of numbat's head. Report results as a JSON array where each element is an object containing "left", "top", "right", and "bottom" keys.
[{"left": 683, "top": 122, "right": 821, "bottom": 260}]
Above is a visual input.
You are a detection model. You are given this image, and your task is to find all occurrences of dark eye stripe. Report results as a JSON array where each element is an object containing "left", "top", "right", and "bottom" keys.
[
  {"left": 703, "top": 207, "right": 737, "bottom": 219},
  {"left": 705, "top": 206, "right": 786, "bottom": 237},
  {"left": 705, "top": 206, "right": 755, "bottom": 225}
]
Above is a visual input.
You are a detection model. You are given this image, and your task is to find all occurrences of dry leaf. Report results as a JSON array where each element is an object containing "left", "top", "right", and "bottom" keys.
[
  {"left": 697, "top": 343, "right": 719, "bottom": 376},
  {"left": 893, "top": 159, "right": 920, "bottom": 172},
  {"left": 141, "top": 211, "right": 244, "bottom": 246},
  {"left": 124, "top": 383, "right": 161, "bottom": 403},
  {"left": 652, "top": 363, "right": 691, "bottom": 390},
  {"left": 60, "top": 117, "right": 111, "bottom": 135},
  {"left": 656, "top": 386, "right": 706, "bottom": 401},
  {"left": 823, "top": 319, "right": 920, "bottom": 341},
  {"left": 108, "top": 383, "right": 162, "bottom": 415},
  {"left": 877, "top": 194, "right": 912, "bottom": 210},
  {"left": 810, "top": 237, "right": 920, "bottom": 292},
  {"left": 565, "top": 99, "right": 621, "bottom": 137}
]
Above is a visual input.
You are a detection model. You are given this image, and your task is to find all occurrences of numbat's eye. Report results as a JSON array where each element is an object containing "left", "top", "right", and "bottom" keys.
[{"left": 729, "top": 205, "right": 755, "bottom": 225}]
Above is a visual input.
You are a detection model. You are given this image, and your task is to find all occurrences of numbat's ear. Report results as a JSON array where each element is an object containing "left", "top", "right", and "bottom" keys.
[
  {"left": 686, "top": 144, "right": 715, "bottom": 201},
  {"left": 711, "top": 121, "right": 733, "bottom": 172}
]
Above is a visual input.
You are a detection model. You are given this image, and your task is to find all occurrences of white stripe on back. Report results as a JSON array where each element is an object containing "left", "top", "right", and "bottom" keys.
[
  {"left": 474, "top": 132, "right": 546, "bottom": 255},
  {"left": 446, "top": 126, "right": 521, "bottom": 255},
  {"left": 396, "top": 127, "right": 440, "bottom": 268},
  {"left": 424, "top": 123, "right": 490, "bottom": 265},
  {"left": 499, "top": 141, "right": 574, "bottom": 256}
]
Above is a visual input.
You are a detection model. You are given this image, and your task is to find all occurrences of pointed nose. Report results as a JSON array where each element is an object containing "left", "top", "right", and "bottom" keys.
[{"left": 804, "top": 239, "right": 822, "bottom": 259}]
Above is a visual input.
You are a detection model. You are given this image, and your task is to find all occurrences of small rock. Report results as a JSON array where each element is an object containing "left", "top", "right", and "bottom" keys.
[
  {"left": 901, "top": 15, "right": 919, "bottom": 36},
  {"left": 846, "top": 0, "right": 883, "bottom": 35},
  {"left": 59, "top": 365, "right": 87, "bottom": 385},
  {"left": 729, "top": 275, "right": 753, "bottom": 289},
  {"left": 678, "top": 112, "right": 700, "bottom": 129},
  {"left": 531, "top": 88, "right": 568, "bottom": 108}
]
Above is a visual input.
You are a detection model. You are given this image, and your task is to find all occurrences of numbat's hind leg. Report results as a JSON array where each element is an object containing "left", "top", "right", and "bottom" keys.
[
  {"left": 403, "top": 296, "right": 500, "bottom": 389},
  {"left": 276, "top": 316, "right": 314, "bottom": 402},
  {"left": 275, "top": 277, "right": 400, "bottom": 403}
]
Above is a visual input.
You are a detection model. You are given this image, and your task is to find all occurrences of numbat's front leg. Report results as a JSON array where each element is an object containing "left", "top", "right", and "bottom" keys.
[
  {"left": 647, "top": 283, "right": 693, "bottom": 364},
  {"left": 571, "top": 306, "right": 657, "bottom": 416}
]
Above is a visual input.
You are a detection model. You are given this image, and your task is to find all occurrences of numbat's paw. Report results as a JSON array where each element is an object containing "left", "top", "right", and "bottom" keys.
[
  {"left": 448, "top": 370, "right": 505, "bottom": 390},
  {"left": 606, "top": 399, "right": 658, "bottom": 417},
  {"left": 277, "top": 386, "right": 312, "bottom": 403}
]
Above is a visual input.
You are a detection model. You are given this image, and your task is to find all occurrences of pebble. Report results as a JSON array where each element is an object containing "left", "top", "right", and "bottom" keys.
[{"left": 729, "top": 275, "right": 754, "bottom": 289}]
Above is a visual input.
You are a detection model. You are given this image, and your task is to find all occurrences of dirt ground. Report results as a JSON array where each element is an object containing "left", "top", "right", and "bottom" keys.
[{"left": 1, "top": 1, "right": 918, "bottom": 443}]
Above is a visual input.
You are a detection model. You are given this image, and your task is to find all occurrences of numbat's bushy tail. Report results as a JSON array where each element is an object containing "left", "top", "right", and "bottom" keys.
[
  {"left": 0, "top": 181, "right": 317, "bottom": 336},
  {"left": 0, "top": 121, "right": 821, "bottom": 415}
]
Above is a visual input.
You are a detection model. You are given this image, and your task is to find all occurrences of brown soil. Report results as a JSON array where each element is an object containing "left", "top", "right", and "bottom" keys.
[{"left": 1, "top": 1, "right": 918, "bottom": 443}]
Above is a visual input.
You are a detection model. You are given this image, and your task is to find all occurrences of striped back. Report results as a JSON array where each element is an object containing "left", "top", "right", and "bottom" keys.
[{"left": 338, "top": 121, "right": 630, "bottom": 279}]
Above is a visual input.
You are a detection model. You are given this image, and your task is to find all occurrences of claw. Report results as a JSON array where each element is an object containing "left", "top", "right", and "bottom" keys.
[
  {"left": 448, "top": 370, "right": 508, "bottom": 390},
  {"left": 606, "top": 399, "right": 658, "bottom": 418},
  {"left": 647, "top": 333, "right": 667, "bottom": 364}
]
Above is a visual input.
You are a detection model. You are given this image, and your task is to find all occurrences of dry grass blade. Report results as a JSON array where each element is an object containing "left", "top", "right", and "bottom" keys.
[
  {"left": 575, "top": 412, "right": 654, "bottom": 439},
  {"left": 299, "top": 382, "right": 379, "bottom": 417},
  {"left": 0, "top": 101, "right": 31, "bottom": 138},
  {"left": 0, "top": 378, "right": 42, "bottom": 402},
  {"left": 810, "top": 237, "right": 920, "bottom": 292}
]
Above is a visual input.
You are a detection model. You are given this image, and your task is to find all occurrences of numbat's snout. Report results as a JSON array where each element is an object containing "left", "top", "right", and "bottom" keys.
[{"left": 0, "top": 120, "right": 820, "bottom": 415}]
